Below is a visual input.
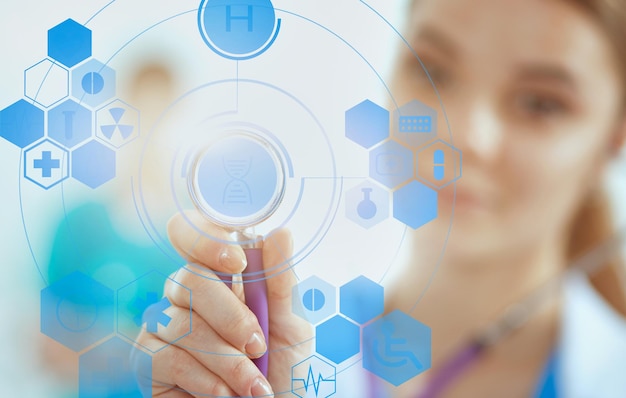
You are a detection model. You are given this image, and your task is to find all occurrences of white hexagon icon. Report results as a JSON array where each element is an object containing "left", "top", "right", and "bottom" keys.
[
  {"left": 24, "top": 59, "right": 69, "bottom": 108},
  {"left": 345, "top": 180, "right": 390, "bottom": 229},
  {"left": 96, "top": 99, "right": 140, "bottom": 148},
  {"left": 24, "top": 139, "right": 69, "bottom": 189},
  {"left": 292, "top": 276, "right": 337, "bottom": 325}
]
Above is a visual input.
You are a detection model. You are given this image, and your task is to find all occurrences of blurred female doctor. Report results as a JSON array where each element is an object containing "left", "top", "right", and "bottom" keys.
[{"left": 135, "top": 0, "right": 626, "bottom": 396}]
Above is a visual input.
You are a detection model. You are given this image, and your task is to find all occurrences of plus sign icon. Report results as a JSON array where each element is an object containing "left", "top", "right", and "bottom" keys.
[
  {"left": 24, "top": 139, "right": 69, "bottom": 189},
  {"left": 198, "top": 0, "right": 281, "bottom": 60}
]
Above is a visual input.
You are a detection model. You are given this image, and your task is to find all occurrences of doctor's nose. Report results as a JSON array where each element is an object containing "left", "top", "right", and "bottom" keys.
[{"left": 448, "top": 97, "right": 505, "bottom": 166}]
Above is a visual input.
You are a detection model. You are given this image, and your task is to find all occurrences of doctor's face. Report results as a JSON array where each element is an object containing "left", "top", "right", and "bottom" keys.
[{"left": 395, "top": 0, "right": 625, "bottom": 259}]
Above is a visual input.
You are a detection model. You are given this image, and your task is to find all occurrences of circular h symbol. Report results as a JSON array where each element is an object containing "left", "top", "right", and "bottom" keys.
[{"left": 198, "top": 0, "right": 281, "bottom": 60}]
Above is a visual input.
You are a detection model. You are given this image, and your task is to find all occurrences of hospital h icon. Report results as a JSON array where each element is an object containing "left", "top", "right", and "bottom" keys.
[{"left": 225, "top": 5, "right": 254, "bottom": 32}]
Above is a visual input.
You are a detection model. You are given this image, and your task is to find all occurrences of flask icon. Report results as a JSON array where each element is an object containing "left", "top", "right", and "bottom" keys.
[{"left": 357, "top": 188, "right": 377, "bottom": 220}]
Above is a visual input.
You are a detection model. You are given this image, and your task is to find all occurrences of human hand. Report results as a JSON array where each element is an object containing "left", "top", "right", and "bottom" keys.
[{"left": 134, "top": 211, "right": 312, "bottom": 397}]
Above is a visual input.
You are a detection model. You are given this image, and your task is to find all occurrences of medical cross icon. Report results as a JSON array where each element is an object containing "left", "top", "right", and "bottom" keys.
[
  {"left": 34, "top": 151, "right": 60, "bottom": 177},
  {"left": 142, "top": 297, "right": 172, "bottom": 333}
]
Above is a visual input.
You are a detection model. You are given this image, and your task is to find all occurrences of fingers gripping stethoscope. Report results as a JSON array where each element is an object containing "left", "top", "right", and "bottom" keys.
[{"left": 188, "top": 131, "right": 287, "bottom": 376}]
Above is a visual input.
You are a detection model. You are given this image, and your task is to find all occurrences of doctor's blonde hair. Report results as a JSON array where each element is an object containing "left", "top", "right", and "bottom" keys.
[{"left": 566, "top": 0, "right": 626, "bottom": 316}]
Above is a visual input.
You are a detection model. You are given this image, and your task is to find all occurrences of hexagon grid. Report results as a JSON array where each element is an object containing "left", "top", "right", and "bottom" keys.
[
  {"left": 48, "top": 99, "right": 93, "bottom": 149},
  {"left": 362, "top": 310, "right": 432, "bottom": 386},
  {"left": 292, "top": 276, "right": 336, "bottom": 325},
  {"left": 0, "top": 99, "right": 45, "bottom": 148},
  {"left": 72, "top": 140, "right": 116, "bottom": 189},
  {"left": 315, "top": 315, "right": 360, "bottom": 364},
  {"left": 291, "top": 355, "right": 337, "bottom": 398},
  {"left": 393, "top": 181, "right": 438, "bottom": 230},
  {"left": 79, "top": 337, "right": 152, "bottom": 397},
  {"left": 117, "top": 271, "right": 191, "bottom": 352},
  {"left": 24, "top": 59, "right": 69, "bottom": 108},
  {"left": 72, "top": 59, "right": 116, "bottom": 108},
  {"left": 345, "top": 179, "right": 389, "bottom": 229},
  {"left": 345, "top": 99, "right": 389, "bottom": 149},
  {"left": 339, "top": 276, "right": 384, "bottom": 324},
  {"left": 40, "top": 271, "right": 114, "bottom": 352},
  {"left": 48, "top": 19, "right": 92, "bottom": 68},
  {"left": 24, "top": 139, "right": 70, "bottom": 189}
]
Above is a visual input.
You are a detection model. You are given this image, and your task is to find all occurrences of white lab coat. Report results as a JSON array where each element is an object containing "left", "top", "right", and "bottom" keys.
[{"left": 329, "top": 273, "right": 626, "bottom": 398}]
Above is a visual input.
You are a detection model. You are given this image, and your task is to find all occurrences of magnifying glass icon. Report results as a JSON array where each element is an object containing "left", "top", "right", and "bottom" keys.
[{"left": 188, "top": 131, "right": 286, "bottom": 376}]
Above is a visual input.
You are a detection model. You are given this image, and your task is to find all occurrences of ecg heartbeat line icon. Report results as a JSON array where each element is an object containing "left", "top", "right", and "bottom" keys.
[{"left": 293, "top": 365, "right": 336, "bottom": 397}]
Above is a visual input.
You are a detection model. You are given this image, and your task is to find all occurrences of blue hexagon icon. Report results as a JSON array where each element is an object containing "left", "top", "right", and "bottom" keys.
[
  {"left": 292, "top": 276, "right": 336, "bottom": 325},
  {"left": 48, "top": 99, "right": 93, "bottom": 149},
  {"left": 48, "top": 19, "right": 92, "bottom": 68},
  {"left": 41, "top": 271, "right": 114, "bottom": 352},
  {"left": 292, "top": 355, "right": 337, "bottom": 398},
  {"left": 118, "top": 270, "right": 191, "bottom": 353},
  {"left": 393, "top": 181, "right": 438, "bottom": 229},
  {"left": 391, "top": 100, "right": 438, "bottom": 149},
  {"left": 79, "top": 337, "right": 152, "bottom": 397},
  {"left": 24, "top": 139, "right": 69, "bottom": 189},
  {"left": 416, "top": 139, "right": 462, "bottom": 190},
  {"left": 0, "top": 99, "right": 44, "bottom": 148},
  {"left": 339, "top": 276, "right": 384, "bottom": 324},
  {"left": 72, "top": 140, "right": 116, "bottom": 189},
  {"left": 315, "top": 315, "right": 360, "bottom": 364},
  {"left": 345, "top": 180, "right": 389, "bottom": 229},
  {"left": 24, "top": 59, "right": 69, "bottom": 108},
  {"left": 362, "top": 310, "right": 431, "bottom": 386},
  {"left": 72, "top": 59, "right": 116, "bottom": 108},
  {"left": 369, "top": 140, "right": 414, "bottom": 189},
  {"left": 345, "top": 100, "right": 389, "bottom": 149}
]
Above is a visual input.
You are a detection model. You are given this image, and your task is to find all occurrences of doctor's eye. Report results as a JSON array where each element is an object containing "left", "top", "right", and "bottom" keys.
[
  {"left": 513, "top": 92, "right": 571, "bottom": 120},
  {"left": 416, "top": 59, "right": 453, "bottom": 89},
  {"left": 401, "top": 54, "right": 454, "bottom": 90}
]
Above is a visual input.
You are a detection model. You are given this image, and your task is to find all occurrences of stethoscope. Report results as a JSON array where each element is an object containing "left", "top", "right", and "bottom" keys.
[{"left": 188, "top": 130, "right": 287, "bottom": 376}]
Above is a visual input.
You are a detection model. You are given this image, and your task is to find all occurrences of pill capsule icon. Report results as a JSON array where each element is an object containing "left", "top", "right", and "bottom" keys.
[{"left": 434, "top": 149, "right": 445, "bottom": 181}]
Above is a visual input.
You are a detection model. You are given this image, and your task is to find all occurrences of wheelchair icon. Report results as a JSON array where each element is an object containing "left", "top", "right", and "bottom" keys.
[{"left": 372, "top": 321, "right": 423, "bottom": 370}]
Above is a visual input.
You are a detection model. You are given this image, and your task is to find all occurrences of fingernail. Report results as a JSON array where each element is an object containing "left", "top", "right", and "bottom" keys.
[
  {"left": 245, "top": 332, "right": 267, "bottom": 358},
  {"left": 219, "top": 247, "right": 247, "bottom": 273},
  {"left": 251, "top": 377, "right": 273, "bottom": 397}
]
